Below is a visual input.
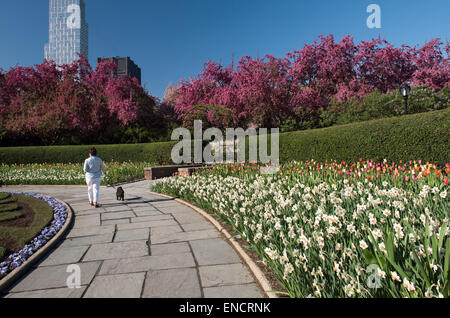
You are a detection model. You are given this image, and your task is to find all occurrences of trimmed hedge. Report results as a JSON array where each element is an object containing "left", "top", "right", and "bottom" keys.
[
  {"left": 0, "top": 141, "right": 177, "bottom": 165},
  {"left": 279, "top": 108, "right": 449, "bottom": 167},
  {"left": 0, "top": 109, "right": 448, "bottom": 166}
]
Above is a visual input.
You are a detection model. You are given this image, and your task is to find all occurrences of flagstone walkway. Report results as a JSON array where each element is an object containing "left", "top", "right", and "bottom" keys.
[{"left": 1, "top": 181, "right": 264, "bottom": 298}]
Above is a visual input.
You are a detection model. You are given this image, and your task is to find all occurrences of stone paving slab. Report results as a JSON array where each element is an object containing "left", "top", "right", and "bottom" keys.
[
  {"left": 203, "top": 284, "right": 265, "bottom": 298},
  {"left": 199, "top": 263, "right": 255, "bottom": 288},
  {"left": 76, "top": 209, "right": 105, "bottom": 216},
  {"left": 181, "top": 221, "right": 216, "bottom": 232},
  {"left": 72, "top": 214, "right": 101, "bottom": 228},
  {"left": 150, "top": 225, "right": 184, "bottom": 236},
  {"left": 66, "top": 225, "right": 115, "bottom": 239},
  {"left": 83, "top": 273, "right": 145, "bottom": 298},
  {"left": 190, "top": 239, "right": 242, "bottom": 266},
  {"left": 101, "top": 211, "right": 135, "bottom": 221},
  {"left": 99, "top": 253, "right": 196, "bottom": 275},
  {"left": 39, "top": 246, "right": 89, "bottom": 267},
  {"left": 142, "top": 268, "right": 202, "bottom": 298},
  {"left": 131, "top": 217, "right": 178, "bottom": 226},
  {"left": 131, "top": 205, "right": 160, "bottom": 210},
  {"left": 1, "top": 181, "right": 265, "bottom": 299},
  {"left": 151, "top": 242, "right": 191, "bottom": 256},
  {"left": 169, "top": 213, "right": 210, "bottom": 225},
  {"left": 59, "top": 233, "right": 114, "bottom": 248},
  {"left": 117, "top": 220, "right": 178, "bottom": 231},
  {"left": 103, "top": 207, "right": 132, "bottom": 213},
  {"left": 151, "top": 229, "right": 221, "bottom": 244},
  {"left": 6, "top": 286, "right": 87, "bottom": 298},
  {"left": 114, "top": 228, "right": 150, "bottom": 243},
  {"left": 133, "top": 213, "right": 172, "bottom": 220},
  {"left": 134, "top": 210, "right": 163, "bottom": 217},
  {"left": 9, "top": 262, "right": 101, "bottom": 293},
  {"left": 83, "top": 241, "right": 149, "bottom": 261},
  {"left": 102, "top": 219, "right": 130, "bottom": 226}
]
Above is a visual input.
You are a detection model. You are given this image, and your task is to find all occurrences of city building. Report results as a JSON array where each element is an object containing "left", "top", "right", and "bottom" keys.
[
  {"left": 97, "top": 57, "right": 142, "bottom": 85},
  {"left": 44, "top": 0, "right": 89, "bottom": 65}
]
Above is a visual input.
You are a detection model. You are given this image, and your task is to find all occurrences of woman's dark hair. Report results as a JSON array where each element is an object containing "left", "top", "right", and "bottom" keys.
[{"left": 90, "top": 148, "right": 97, "bottom": 156}]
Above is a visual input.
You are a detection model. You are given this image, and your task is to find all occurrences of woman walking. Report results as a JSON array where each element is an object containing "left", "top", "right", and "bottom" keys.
[{"left": 84, "top": 147, "right": 106, "bottom": 208}]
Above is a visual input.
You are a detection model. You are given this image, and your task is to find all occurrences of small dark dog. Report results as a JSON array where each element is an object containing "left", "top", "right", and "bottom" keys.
[{"left": 116, "top": 187, "right": 125, "bottom": 201}]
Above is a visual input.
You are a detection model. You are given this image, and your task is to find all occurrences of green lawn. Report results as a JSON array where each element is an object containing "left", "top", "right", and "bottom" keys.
[{"left": 0, "top": 193, "right": 54, "bottom": 262}]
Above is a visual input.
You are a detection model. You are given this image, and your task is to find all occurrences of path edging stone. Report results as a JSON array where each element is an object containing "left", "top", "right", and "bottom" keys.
[
  {"left": 0, "top": 199, "right": 74, "bottom": 294},
  {"left": 148, "top": 190, "right": 280, "bottom": 299}
]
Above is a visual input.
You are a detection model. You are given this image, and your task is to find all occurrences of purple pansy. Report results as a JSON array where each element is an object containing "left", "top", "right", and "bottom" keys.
[{"left": 0, "top": 192, "right": 68, "bottom": 279}]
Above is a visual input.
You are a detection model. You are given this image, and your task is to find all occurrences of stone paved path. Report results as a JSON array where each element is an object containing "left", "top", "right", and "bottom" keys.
[{"left": 1, "top": 181, "right": 265, "bottom": 298}]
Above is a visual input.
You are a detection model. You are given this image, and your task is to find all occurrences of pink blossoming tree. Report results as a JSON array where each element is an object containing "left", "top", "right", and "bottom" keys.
[{"left": 174, "top": 35, "right": 449, "bottom": 129}]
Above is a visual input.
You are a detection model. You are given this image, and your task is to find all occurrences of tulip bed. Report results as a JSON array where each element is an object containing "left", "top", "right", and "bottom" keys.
[
  {"left": 153, "top": 160, "right": 450, "bottom": 298},
  {"left": 0, "top": 162, "right": 153, "bottom": 185}
]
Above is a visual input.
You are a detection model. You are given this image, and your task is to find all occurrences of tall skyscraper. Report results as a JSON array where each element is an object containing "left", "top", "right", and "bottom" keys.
[{"left": 45, "top": 0, "right": 88, "bottom": 65}]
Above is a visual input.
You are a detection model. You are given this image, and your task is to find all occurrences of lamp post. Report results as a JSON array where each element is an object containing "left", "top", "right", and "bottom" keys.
[{"left": 400, "top": 83, "right": 411, "bottom": 114}]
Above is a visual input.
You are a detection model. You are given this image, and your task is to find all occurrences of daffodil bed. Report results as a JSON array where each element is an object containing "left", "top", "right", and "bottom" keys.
[
  {"left": 0, "top": 162, "right": 153, "bottom": 185},
  {"left": 153, "top": 160, "right": 450, "bottom": 298}
]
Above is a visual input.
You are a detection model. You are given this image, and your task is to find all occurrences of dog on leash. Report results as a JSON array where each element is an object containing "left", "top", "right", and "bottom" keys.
[{"left": 116, "top": 187, "right": 125, "bottom": 201}]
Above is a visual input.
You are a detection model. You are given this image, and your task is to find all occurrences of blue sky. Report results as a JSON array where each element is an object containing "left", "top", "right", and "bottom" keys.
[{"left": 0, "top": 0, "right": 449, "bottom": 99}]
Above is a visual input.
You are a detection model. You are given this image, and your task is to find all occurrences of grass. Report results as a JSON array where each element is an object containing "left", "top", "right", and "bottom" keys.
[
  {"left": 0, "top": 247, "right": 6, "bottom": 260},
  {"left": 0, "top": 203, "right": 19, "bottom": 213},
  {"left": 0, "top": 211, "right": 23, "bottom": 222},
  {"left": 0, "top": 193, "right": 54, "bottom": 263}
]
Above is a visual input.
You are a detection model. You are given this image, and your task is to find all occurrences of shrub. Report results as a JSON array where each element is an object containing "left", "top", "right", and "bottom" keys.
[
  {"left": 279, "top": 108, "right": 449, "bottom": 167},
  {"left": 1, "top": 109, "right": 448, "bottom": 167},
  {"left": 0, "top": 141, "right": 177, "bottom": 165},
  {"left": 324, "top": 86, "right": 449, "bottom": 127}
]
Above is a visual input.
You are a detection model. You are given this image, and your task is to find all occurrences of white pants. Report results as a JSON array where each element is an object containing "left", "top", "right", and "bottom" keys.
[{"left": 86, "top": 178, "right": 101, "bottom": 203}]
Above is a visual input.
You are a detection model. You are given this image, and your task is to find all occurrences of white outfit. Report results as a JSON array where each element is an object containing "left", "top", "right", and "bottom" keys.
[
  {"left": 86, "top": 177, "right": 101, "bottom": 203},
  {"left": 84, "top": 156, "right": 106, "bottom": 203}
]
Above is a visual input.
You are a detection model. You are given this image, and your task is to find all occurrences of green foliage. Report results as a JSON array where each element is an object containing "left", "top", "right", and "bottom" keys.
[
  {"left": 0, "top": 203, "right": 19, "bottom": 213},
  {"left": 0, "top": 141, "right": 177, "bottom": 165},
  {"left": 0, "top": 193, "right": 11, "bottom": 201},
  {"left": 0, "top": 194, "right": 54, "bottom": 255},
  {"left": 0, "top": 246, "right": 6, "bottom": 260},
  {"left": 1, "top": 109, "right": 448, "bottom": 168},
  {"left": 153, "top": 160, "right": 449, "bottom": 297},
  {"left": 324, "top": 86, "right": 449, "bottom": 127},
  {"left": 183, "top": 105, "right": 233, "bottom": 130},
  {"left": 280, "top": 86, "right": 449, "bottom": 132},
  {"left": 279, "top": 108, "right": 450, "bottom": 167},
  {"left": 0, "top": 193, "right": 21, "bottom": 222},
  {"left": 0, "top": 211, "right": 22, "bottom": 222}
]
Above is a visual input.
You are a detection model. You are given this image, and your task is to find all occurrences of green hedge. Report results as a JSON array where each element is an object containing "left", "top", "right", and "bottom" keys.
[
  {"left": 1, "top": 109, "right": 449, "bottom": 166},
  {"left": 279, "top": 108, "right": 449, "bottom": 167},
  {"left": 0, "top": 141, "right": 177, "bottom": 165}
]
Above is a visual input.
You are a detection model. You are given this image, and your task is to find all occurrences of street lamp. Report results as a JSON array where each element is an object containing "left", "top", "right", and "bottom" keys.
[{"left": 400, "top": 83, "right": 411, "bottom": 114}]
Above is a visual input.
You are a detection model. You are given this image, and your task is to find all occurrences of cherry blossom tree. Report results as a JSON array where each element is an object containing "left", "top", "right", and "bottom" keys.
[
  {"left": 0, "top": 57, "right": 155, "bottom": 145},
  {"left": 173, "top": 35, "right": 448, "bottom": 129}
]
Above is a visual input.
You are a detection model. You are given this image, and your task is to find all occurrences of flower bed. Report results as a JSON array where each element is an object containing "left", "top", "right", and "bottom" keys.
[
  {"left": 153, "top": 160, "right": 449, "bottom": 298},
  {"left": 0, "top": 192, "right": 68, "bottom": 279},
  {"left": 0, "top": 162, "right": 153, "bottom": 185}
]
